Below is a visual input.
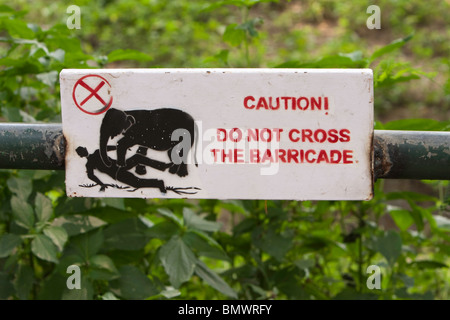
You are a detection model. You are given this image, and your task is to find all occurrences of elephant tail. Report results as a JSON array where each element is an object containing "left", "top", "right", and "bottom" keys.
[{"left": 194, "top": 121, "right": 199, "bottom": 167}]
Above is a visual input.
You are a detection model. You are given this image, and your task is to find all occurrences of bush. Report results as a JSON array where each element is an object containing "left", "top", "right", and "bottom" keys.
[{"left": 0, "top": 1, "right": 449, "bottom": 300}]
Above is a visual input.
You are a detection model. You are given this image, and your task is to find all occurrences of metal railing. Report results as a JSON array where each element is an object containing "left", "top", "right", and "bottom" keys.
[{"left": 0, "top": 123, "right": 449, "bottom": 181}]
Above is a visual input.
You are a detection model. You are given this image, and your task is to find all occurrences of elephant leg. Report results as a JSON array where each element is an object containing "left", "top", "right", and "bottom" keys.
[
  {"left": 135, "top": 146, "right": 148, "bottom": 175},
  {"left": 176, "top": 163, "right": 188, "bottom": 177},
  {"left": 167, "top": 149, "right": 189, "bottom": 177},
  {"left": 116, "top": 137, "right": 132, "bottom": 167}
]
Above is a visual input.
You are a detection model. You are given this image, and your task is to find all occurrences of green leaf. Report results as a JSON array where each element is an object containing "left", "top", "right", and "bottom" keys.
[
  {"left": 383, "top": 119, "right": 450, "bottom": 131},
  {"left": 334, "top": 288, "right": 378, "bottom": 300},
  {"left": 252, "top": 226, "right": 293, "bottom": 261},
  {"left": 219, "top": 200, "right": 248, "bottom": 215},
  {"left": 273, "top": 266, "right": 307, "bottom": 299},
  {"left": 54, "top": 198, "right": 91, "bottom": 216},
  {"left": 83, "top": 206, "right": 136, "bottom": 224},
  {"left": 434, "top": 215, "right": 450, "bottom": 231},
  {"left": 303, "top": 55, "right": 365, "bottom": 68},
  {"left": 101, "top": 292, "right": 120, "bottom": 300},
  {"left": 341, "top": 51, "right": 364, "bottom": 62},
  {"left": 48, "top": 49, "right": 65, "bottom": 62},
  {"left": 157, "top": 208, "right": 183, "bottom": 228},
  {"left": 2, "top": 107, "right": 23, "bottom": 122},
  {"left": 410, "top": 260, "right": 448, "bottom": 270},
  {"left": 373, "top": 60, "right": 429, "bottom": 88},
  {"left": 37, "top": 273, "right": 66, "bottom": 300},
  {"left": 89, "top": 254, "right": 120, "bottom": 281},
  {"left": 110, "top": 265, "right": 158, "bottom": 300},
  {"left": 7, "top": 177, "right": 32, "bottom": 200},
  {"left": 90, "top": 255, "right": 118, "bottom": 273},
  {"left": 61, "top": 277, "right": 94, "bottom": 300},
  {"left": 300, "top": 235, "right": 344, "bottom": 253},
  {"left": 11, "top": 196, "right": 34, "bottom": 230},
  {"left": 0, "top": 5, "right": 14, "bottom": 12},
  {"left": 145, "top": 221, "right": 180, "bottom": 241},
  {"left": 102, "top": 198, "right": 125, "bottom": 210},
  {"left": 205, "top": 49, "right": 229, "bottom": 66},
  {"left": 396, "top": 273, "right": 414, "bottom": 288},
  {"left": 182, "top": 231, "right": 230, "bottom": 261},
  {"left": 277, "top": 52, "right": 366, "bottom": 69},
  {"left": 31, "top": 234, "right": 58, "bottom": 263},
  {"left": 52, "top": 215, "right": 107, "bottom": 236},
  {"left": 35, "top": 193, "right": 53, "bottom": 224},
  {"left": 195, "top": 260, "right": 237, "bottom": 299},
  {"left": 56, "top": 255, "right": 84, "bottom": 276},
  {"left": 107, "top": 49, "right": 152, "bottom": 63},
  {"left": 158, "top": 287, "right": 181, "bottom": 299},
  {"left": 369, "top": 35, "right": 413, "bottom": 63},
  {"left": 233, "top": 218, "right": 258, "bottom": 236},
  {"left": 237, "top": 18, "right": 263, "bottom": 38},
  {"left": 103, "top": 218, "right": 149, "bottom": 251},
  {"left": 419, "top": 207, "right": 438, "bottom": 233},
  {"left": 0, "top": 233, "right": 22, "bottom": 258},
  {"left": 203, "top": 0, "right": 278, "bottom": 11},
  {"left": 14, "top": 264, "right": 34, "bottom": 300},
  {"left": 407, "top": 201, "right": 426, "bottom": 232},
  {"left": 0, "top": 272, "right": 14, "bottom": 300},
  {"left": 223, "top": 24, "right": 246, "bottom": 47},
  {"left": 202, "top": 0, "right": 247, "bottom": 11},
  {"left": 2, "top": 18, "right": 35, "bottom": 39},
  {"left": 183, "top": 208, "right": 221, "bottom": 232},
  {"left": 36, "top": 71, "right": 58, "bottom": 87},
  {"left": 372, "top": 231, "right": 402, "bottom": 266},
  {"left": 275, "top": 60, "right": 303, "bottom": 68},
  {"left": 295, "top": 258, "right": 315, "bottom": 270},
  {"left": 389, "top": 209, "right": 414, "bottom": 232},
  {"left": 386, "top": 191, "right": 437, "bottom": 202},
  {"left": 69, "top": 229, "right": 104, "bottom": 261},
  {"left": 159, "top": 235, "right": 197, "bottom": 288},
  {"left": 394, "top": 287, "right": 434, "bottom": 300},
  {"left": 43, "top": 226, "right": 68, "bottom": 252}
]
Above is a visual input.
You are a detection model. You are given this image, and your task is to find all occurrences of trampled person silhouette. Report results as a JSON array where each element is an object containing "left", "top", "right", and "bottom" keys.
[
  {"left": 76, "top": 146, "right": 200, "bottom": 195},
  {"left": 76, "top": 107, "right": 200, "bottom": 195}
]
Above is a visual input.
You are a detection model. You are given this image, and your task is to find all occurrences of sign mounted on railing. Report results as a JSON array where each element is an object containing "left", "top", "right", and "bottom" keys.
[{"left": 60, "top": 69, "right": 374, "bottom": 200}]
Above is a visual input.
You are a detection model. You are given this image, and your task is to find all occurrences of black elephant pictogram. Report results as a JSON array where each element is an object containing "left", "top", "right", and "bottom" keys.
[{"left": 99, "top": 108, "right": 198, "bottom": 177}]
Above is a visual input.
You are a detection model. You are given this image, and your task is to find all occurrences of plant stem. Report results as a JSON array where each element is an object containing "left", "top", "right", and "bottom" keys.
[
  {"left": 357, "top": 206, "right": 365, "bottom": 292},
  {"left": 28, "top": 243, "right": 38, "bottom": 299},
  {"left": 358, "top": 234, "right": 363, "bottom": 292},
  {"left": 242, "top": 7, "right": 250, "bottom": 67}
]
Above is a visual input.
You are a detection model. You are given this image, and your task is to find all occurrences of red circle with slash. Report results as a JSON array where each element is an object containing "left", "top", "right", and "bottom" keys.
[{"left": 72, "top": 75, "right": 113, "bottom": 115}]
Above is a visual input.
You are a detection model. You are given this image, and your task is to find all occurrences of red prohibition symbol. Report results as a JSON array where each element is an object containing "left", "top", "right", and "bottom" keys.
[{"left": 72, "top": 75, "right": 113, "bottom": 115}]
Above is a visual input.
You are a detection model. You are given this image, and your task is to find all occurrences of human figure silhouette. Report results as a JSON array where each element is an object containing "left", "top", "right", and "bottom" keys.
[{"left": 76, "top": 146, "right": 170, "bottom": 193}]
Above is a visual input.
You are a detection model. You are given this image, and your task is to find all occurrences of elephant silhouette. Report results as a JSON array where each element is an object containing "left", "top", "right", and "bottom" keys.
[{"left": 99, "top": 108, "right": 198, "bottom": 177}]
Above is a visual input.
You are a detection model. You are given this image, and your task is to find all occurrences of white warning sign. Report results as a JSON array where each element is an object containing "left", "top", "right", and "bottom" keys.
[{"left": 60, "top": 69, "right": 374, "bottom": 200}]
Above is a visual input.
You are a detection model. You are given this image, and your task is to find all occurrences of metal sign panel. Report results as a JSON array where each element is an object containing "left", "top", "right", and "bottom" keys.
[{"left": 60, "top": 69, "right": 373, "bottom": 200}]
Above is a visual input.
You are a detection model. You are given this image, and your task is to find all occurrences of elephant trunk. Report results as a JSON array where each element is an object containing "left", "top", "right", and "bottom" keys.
[{"left": 100, "top": 132, "right": 112, "bottom": 167}]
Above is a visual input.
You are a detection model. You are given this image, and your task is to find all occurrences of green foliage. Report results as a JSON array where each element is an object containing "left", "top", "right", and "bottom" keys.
[{"left": 0, "top": 1, "right": 449, "bottom": 300}]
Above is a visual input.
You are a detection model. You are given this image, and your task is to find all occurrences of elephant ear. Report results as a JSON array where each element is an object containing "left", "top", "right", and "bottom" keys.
[
  {"left": 124, "top": 115, "right": 136, "bottom": 132},
  {"left": 102, "top": 108, "right": 128, "bottom": 139}
]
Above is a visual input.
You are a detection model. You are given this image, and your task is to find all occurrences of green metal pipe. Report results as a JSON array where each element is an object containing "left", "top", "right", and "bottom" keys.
[
  {"left": 0, "top": 123, "right": 65, "bottom": 170},
  {"left": 374, "top": 130, "right": 450, "bottom": 180},
  {"left": 0, "top": 124, "right": 449, "bottom": 181}
]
